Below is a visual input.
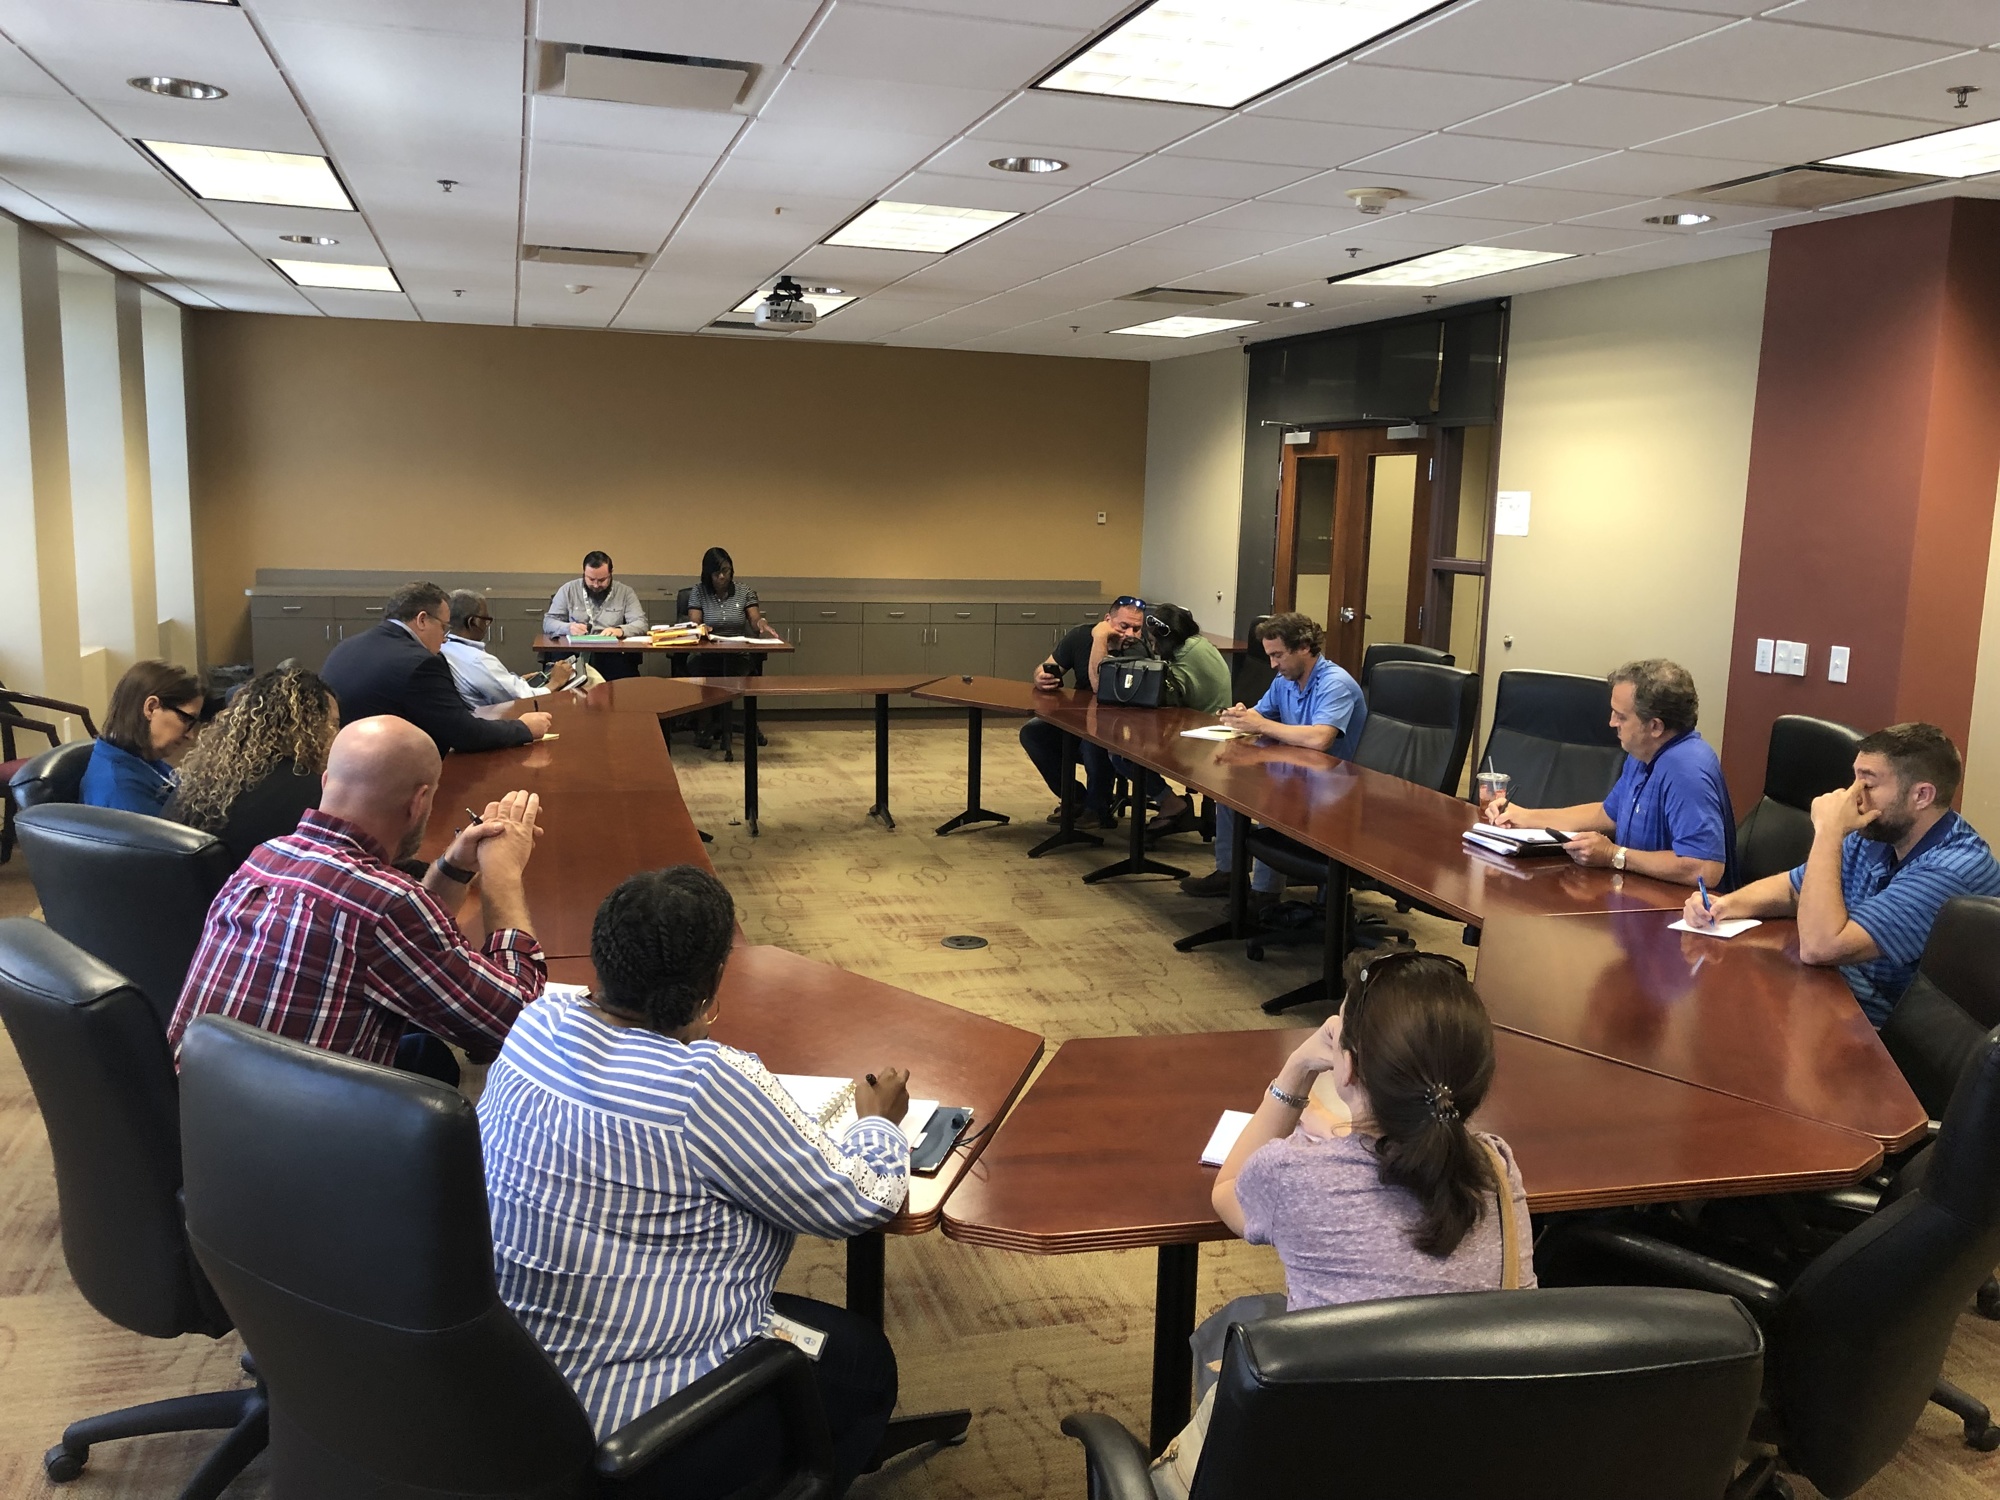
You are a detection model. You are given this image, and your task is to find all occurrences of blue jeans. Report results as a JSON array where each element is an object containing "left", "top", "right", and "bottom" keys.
[{"left": 1213, "top": 808, "right": 1285, "bottom": 893}]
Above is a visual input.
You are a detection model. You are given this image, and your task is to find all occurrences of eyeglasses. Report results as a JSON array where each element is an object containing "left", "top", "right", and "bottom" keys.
[
  {"left": 164, "top": 704, "right": 200, "bottom": 726},
  {"left": 1111, "top": 595, "right": 1147, "bottom": 612}
]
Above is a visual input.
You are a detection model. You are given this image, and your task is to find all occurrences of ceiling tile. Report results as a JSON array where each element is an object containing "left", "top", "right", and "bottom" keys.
[
  {"left": 1797, "top": 51, "right": 2000, "bottom": 125},
  {"left": 1166, "top": 115, "right": 1415, "bottom": 169},
  {"left": 531, "top": 0, "right": 822, "bottom": 63},
  {"left": 1586, "top": 19, "right": 1965, "bottom": 102},
  {"left": 1344, "top": 132, "right": 1611, "bottom": 180},
  {"left": 980, "top": 214, "right": 1140, "bottom": 255},
  {"left": 529, "top": 95, "right": 744, "bottom": 155},
  {"left": 1199, "top": 199, "right": 1370, "bottom": 235},
  {"left": 1643, "top": 104, "right": 1943, "bottom": 162},
  {"left": 1452, "top": 83, "right": 1760, "bottom": 148},
  {"left": 525, "top": 142, "right": 709, "bottom": 248},
  {"left": 1588, "top": 0, "right": 1769, "bottom": 12},
  {"left": 1254, "top": 62, "right": 1555, "bottom": 131},
  {"left": 1437, "top": 183, "right": 1648, "bottom": 219},
  {"left": 1569, "top": 192, "right": 1804, "bottom": 230},
  {"left": 296, "top": 286, "right": 418, "bottom": 320},
  {"left": 869, "top": 0, "right": 1131, "bottom": 24},
  {"left": 1517, "top": 146, "right": 1784, "bottom": 192},
  {"left": 203, "top": 200, "right": 384, "bottom": 260},
  {"left": 794, "top": 5, "right": 1082, "bottom": 91},
  {"left": 1098, "top": 154, "right": 1315, "bottom": 198},
  {"left": 756, "top": 68, "right": 1005, "bottom": 139},
  {"left": 1266, "top": 168, "right": 1493, "bottom": 209},
  {"left": 1764, "top": 0, "right": 2000, "bottom": 47},
  {"left": 1350, "top": 211, "right": 1535, "bottom": 244},
  {"left": 243, "top": 0, "right": 522, "bottom": 37},
  {"left": 976, "top": 91, "right": 1222, "bottom": 154},
  {"left": 886, "top": 168, "right": 1077, "bottom": 212},
  {"left": 1036, "top": 186, "right": 1237, "bottom": 226},
  {"left": 1356, "top": 1, "right": 1734, "bottom": 83},
  {"left": 724, "top": 117, "right": 942, "bottom": 192},
  {"left": 924, "top": 136, "right": 1139, "bottom": 188},
  {"left": 1486, "top": 220, "right": 1669, "bottom": 250}
]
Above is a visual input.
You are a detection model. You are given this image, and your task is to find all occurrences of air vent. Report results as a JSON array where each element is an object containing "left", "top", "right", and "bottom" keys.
[
  {"left": 522, "top": 244, "right": 652, "bottom": 269},
  {"left": 1117, "top": 287, "right": 1246, "bottom": 306},
  {"left": 1682, "top": 164, "right": 1937, "bottom": 211},
  {"left": 537, "top": 43, "right": 757, "bottom": 111}
]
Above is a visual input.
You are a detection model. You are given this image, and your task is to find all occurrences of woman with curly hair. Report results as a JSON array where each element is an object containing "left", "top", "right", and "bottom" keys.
[{"left": 169, "top": 667, "right": 339, "bottom": 866}]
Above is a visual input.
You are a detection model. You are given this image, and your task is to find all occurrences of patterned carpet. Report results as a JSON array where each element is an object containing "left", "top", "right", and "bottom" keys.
[{"left": 0, "top": 717, "right": 1993, "bottom": 1498}]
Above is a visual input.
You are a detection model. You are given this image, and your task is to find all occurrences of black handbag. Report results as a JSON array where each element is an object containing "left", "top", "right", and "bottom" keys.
[{"left": 1098, "top": 657, "right": 1166, "bottom": 707}]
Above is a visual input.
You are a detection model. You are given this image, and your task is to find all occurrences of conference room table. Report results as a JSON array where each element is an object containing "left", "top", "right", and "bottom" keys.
[{"left": 533, "top": 633, "right": 795, "bottom": 663}]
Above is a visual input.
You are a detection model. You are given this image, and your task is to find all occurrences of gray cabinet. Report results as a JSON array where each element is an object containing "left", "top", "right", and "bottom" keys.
[
  {"left": 251, "top": 595, "right": 335, "bottom": 673},
  {"left": 861, "top": 603, "right": 931, "bottom": 678},
  {"left": 927, "top": 603, "right": 995, "bottom": 679},
  {"left": 487, "top": 596, "right": 552, "bottom": 672},
  {"left": 995, "top": 604, "right": 1064, "bottom": 683}
]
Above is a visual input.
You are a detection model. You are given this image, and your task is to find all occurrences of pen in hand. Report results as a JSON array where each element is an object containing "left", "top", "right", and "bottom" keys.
[
  {"left": 1698, "top": 875, "right": 1711, "bottom": 912},
  {"left": 465, "top": 807, "right": 485, "bottom": 826}
]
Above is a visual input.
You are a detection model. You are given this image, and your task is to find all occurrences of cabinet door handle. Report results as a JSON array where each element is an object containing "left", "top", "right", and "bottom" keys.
[
  {"left": 956, "top": 611, "right": 972, "bottom": 619},
  {"left": 496, "top": 623, "right": 505, "bottom": 643},
  {"left": 820, "top": 610, "right": 837, "bottom": 618},
  {"left": 524, "top": 606, "right": 541, "bottom": 615},
  {"left": 888, "top": 610, "right": 907, "bottom": 618},
  {"left": 282, "top": 603, "right": 303, "bottom": 612},
  {"left": 364, "top": 605, "right": 383, "bottom": 614},
  {"left": 323, "top": 623, "right": 331, "bottom": 641}
]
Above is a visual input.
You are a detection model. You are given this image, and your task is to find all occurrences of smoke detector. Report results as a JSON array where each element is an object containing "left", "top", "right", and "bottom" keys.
[{"left": 1345, "top": 186, "right": 1408, "bottom": 215}]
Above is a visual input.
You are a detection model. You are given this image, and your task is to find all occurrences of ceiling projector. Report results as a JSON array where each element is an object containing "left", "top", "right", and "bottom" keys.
[{"left": 754, "top": 276, "right": 816, "bottom": 330}]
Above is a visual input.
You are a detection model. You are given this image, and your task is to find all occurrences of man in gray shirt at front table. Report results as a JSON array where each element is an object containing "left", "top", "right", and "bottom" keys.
[{"left": 544, "top": 550, "right": 649, "bottom": 681}]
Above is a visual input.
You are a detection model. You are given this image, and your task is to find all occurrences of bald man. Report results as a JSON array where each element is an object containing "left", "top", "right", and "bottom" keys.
[{"left": 170, "top": 715, "right": 546, "bottom": 1075}]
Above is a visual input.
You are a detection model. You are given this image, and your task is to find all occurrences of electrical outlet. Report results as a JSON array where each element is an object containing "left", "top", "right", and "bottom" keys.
[
  {"left": 1754, "top": 638, "right": 1774, "bottom": 673},
  {"left": 1828, "top": 645, "right": 1850, "bottom": 684}
]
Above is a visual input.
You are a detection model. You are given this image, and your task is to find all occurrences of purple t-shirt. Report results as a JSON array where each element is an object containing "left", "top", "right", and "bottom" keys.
[{"left": 1236, "top": 1128, "right": 1536, "bottom": 1310}]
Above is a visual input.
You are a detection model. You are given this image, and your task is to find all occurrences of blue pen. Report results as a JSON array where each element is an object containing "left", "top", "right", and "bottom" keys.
[{"left": 1698, "top": 875, "right": 1712, "bottom": 913}]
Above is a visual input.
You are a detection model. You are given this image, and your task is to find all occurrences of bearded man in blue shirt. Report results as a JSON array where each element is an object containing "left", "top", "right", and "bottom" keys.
[{"left": 1488, "top": 658, "right": 1736, "bottom": 890}]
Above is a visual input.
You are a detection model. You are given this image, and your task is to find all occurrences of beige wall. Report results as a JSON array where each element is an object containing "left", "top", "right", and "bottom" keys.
[
  {"left": 188, "top": 314, "right": 1150, "bottom": 661},
  {"left": 1487, "top": 251, "right": 1769, "bottom": 755},
  {"left": 1138, "top": 345, "right": 1245, "bottom": 633},
  {"left": 1960, "top": 470, "right": 2000, "bottom": 830}
]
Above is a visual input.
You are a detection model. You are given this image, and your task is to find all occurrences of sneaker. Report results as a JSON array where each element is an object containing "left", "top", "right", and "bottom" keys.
[
  {"left": 1044, "top": 788, "right": 1089, "bottom": 824},
  {"left": 1180, "top": 869, "right": 1234, "bottom": 898},
  {"left": 1146, "top": 805, "right": 1201, "bottom": 837}
]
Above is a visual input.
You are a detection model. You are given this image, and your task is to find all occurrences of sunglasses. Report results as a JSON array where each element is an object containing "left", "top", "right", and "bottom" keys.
[
  {"left": 1111, "top": 595, "right": 1147, "bottom": 612},
  {"left": 1356, "top": 949, "right": 1468, "bottom": 996}
]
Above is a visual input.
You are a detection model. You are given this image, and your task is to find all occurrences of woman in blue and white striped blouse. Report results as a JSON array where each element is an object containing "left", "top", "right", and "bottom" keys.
[{"left": 478, "top": 865, "right": 911, "bottom": 1493}]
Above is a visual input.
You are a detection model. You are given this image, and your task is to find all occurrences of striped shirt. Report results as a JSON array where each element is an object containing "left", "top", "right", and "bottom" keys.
[
  {"left": 1790, "top": 811, "right": 2000, "bottom": 1025},
  {"left": 168, "top": 809, "right": 542, "bottom": 1065},
  {"left": 478, "top": 995, "right": 909, "bottom": 1437}
]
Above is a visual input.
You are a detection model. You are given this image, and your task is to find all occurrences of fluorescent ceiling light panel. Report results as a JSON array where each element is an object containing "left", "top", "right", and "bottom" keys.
[
  {"left": 142, "top": 141, "right": 354, "bottom": 211},
  {"left": 1337, "top": 245, "right": 1573, "bottom": 287},
  {"left": 823, "top": 201, "right": 1018, "bottom": 254},
  {"left": 1111, "top": 314, "right": 1257, "bottom": 338},
  {"left": 1821, "top": 118, "right": 2000, "bottom": 180},
  {"left": 731, "top": 289, "right": 856, "bottom": 315},
  {"left": 1040, "top": 0, "right": 1448, "bottom": 109},
  {"left": 272, "top": 258, "right": 401, "bottom": 292}
]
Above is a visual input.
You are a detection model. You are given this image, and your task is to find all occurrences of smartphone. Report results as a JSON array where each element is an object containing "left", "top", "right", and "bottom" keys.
[{"left": 911, "top": 1106, "right": 972, "bottom": 1174}]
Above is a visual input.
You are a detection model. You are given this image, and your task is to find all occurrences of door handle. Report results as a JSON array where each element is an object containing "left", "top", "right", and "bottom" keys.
[{"left": 1339, "top": 606, "right": 1357, "bottom": 623}]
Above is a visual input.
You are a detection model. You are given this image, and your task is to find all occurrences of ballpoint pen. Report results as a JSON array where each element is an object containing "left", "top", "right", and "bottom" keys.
[
  {"left": 465, "top": 807, "right": 484, "bottom": 825},
  {"left": 1698, "top": 875, "right": 1711, "bottom": 912}
]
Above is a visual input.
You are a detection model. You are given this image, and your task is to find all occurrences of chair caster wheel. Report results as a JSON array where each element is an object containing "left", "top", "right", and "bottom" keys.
[
  {"left": 1968, "top": 1420, "right": 2000, "bottom": 1452},
  {"left": 44, "top": 1444, "right": 86, "bottom": 1482},
  {"left": 1246, "top": 942, "right": 1265, "bottom": 962},
  {"left": 1976, "top": 1279, "right": 2000, "bottom": 1320}
]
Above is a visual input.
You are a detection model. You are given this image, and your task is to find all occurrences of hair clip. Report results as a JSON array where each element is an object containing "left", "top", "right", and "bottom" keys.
[{"left": 1424, "top": 1082, "right": 1460, "bottom": 1123}]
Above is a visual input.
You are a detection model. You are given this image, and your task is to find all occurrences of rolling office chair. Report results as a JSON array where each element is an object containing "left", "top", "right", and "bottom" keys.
[
  {"left": 1735, "top": 715, "right": 1865, "bottom": 883},
  {"left": 1, "top": 684, "right": 95, "bottom": 864},
  {"left": 177, "top": 1016, "right": 838, "bottom": 1500},
  {"left": 1062, "top": 1287, "right": 1763, "bottom": 1500},
  {"left": 1358, "top": 641, "right": 1453, "bottom": 698},
  {"left": 0, "top": 919, "right": 267, "bottom": 1496},
  {"left": 16, "top": 804, "right": 234, "bottom": 1031},
  {"left": 1543, "top": 1022, "right": 2000, "bottom": 1495},
  {"left": 1472, "top": 669, "right": 1624, "bottom": 810},
  {"left": 1242, "top": 663, "right": 1480, "bottom": 1014}
]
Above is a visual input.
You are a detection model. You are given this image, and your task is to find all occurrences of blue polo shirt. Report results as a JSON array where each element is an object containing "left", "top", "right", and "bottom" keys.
[
  {"left": 79, "top": 738, "right": 176, "bottom": 816},
  {"left": 1254, "top": 656, "right": 1366, "bottom": 760},
  {"left": 1789, "top": 811, "right": 2000, "bottom": 1026},
  {"left": 1601, "top": 730, "right": 1738, "bottom": 890}
]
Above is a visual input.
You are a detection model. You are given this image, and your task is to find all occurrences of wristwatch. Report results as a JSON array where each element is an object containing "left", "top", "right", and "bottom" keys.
[
  {"left": 1612, "top": 846, "right": 1628, "bottom": 872},
  {"left": 434, "top": 856, "right": 476, "bottom": 885}
]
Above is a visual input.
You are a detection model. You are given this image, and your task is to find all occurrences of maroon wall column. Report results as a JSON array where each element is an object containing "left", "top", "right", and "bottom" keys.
[{"left": 1720, "top": 197, "right": 2000, "bottom": 807}]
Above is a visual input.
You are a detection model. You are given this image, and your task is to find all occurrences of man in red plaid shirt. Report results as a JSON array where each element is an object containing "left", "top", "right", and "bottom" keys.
[{"left": 170, "top": 714, "right": 545, "bottom": 1070}]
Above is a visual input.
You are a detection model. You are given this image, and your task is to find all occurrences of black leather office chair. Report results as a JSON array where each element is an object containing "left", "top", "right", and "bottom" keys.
[
  {"left": 1880, "top": 895, "right": 2000, "bottom": 1122},
  {"left": 8, "top": 737, "right": 95, "bottom": 813},
  {"left": 16, "top": 804, "right": 234, "bottom": 1030},
  {"left": 1359, "top": 641, "right": 1453, "bottom": 697},
  {"left": 1546, "top": 1022, "right": 2000, "bottom": 1494},
  {"left": 1735, "top": 715, "right": 1865, "bottom": 884},
  {"left": 1243, "top": 664, "right": 1481, "bottom": 1013},
  {"left": 0, "top": 919, "right": 266, "bottom": 1495},
  {"left": 1473, "top": 670, "right": 1624, "bottom": 809},
  {"left": 177, "top": 1016, "right": 838, "bottom": 1499},
  {"left": 1063, "top": 1286, "right": 1763, "bottom": 1500}
]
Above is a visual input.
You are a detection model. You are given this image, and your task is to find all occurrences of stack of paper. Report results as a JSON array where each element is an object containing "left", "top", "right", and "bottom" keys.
[
  {"left": 649, "top": 626, "right": 701, "bottom": 645},
  {"left": 1200, "top": 1110, "right": 1252, "bottom": 1166},
  {"left": 708, "top": 633, "right": 783, "bottom": 646},
  {"left": 777, "top": 1073, "right": 939, "bottom": 1147},
  {"left": 1180, "top": 724, "right": 1251, "bottom": 741},
  {"left": 1462, "top": 825, "right": 1570, "bottom": 857}
]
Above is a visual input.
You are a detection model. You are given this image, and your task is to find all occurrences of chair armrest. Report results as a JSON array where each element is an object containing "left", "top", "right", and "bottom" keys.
[
  {"left": 0, "top": 710, "right": 61, "bottom": 749},
  {"left": 1569, "top": 1225, "right": 1784, "bottom": 1320},
  {"left": 594, "top": 1339, "right": 834, "bottom": 1493},
  {"left": 1060, "top": 1412, "right": 1156, "bottom": 1500},
  {"left": 0, "top": 692, "right": 96, "bottom": 737}
]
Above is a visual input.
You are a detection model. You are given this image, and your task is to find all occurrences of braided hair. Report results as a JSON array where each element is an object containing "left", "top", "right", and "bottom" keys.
[
  {"left": 1339, "top": 951, "right": 1499, "bottom": 1257},
  {"left": 589, "top": 866, "right": 737, "bottom": 1031}
]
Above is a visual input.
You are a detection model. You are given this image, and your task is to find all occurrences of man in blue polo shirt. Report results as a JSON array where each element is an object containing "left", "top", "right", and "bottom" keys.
[
  {"left": 1180, "top": 611, "right": 1365, "bottom": 899},
  {"left": 1488, "top": 658, "right": 1735, "bottom": 889},
  {"left": 1686, "top": 722, "right": 2000, "bottom": 1026}
]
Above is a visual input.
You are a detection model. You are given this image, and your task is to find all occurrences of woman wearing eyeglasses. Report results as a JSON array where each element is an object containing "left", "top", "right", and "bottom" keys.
[{"left": 79, "top": 659, "right": 206, "bottom": 816}]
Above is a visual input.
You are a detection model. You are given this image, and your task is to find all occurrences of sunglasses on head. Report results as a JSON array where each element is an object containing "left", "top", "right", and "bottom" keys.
[
  {"left": 1111, "top": 595, "right": 1147, "bottom": 612},
  {"left": 1356, "top": 949, "right": 1468, "bottom": 996}
]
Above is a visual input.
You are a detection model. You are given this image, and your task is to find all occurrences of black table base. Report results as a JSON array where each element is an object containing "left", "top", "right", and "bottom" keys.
[
  {"left": 1027, "top": 732, "right": 1103, "bottom": 858},
  {"left": 847, "top": 1233, "right": 973, "bottom": 1471},
  {"left": 935, "top": 706, "right": 1010, "bottom": 836}
]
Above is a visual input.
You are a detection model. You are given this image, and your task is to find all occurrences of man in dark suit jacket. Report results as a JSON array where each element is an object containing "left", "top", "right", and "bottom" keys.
[{"left": 322, "top": 582, "right": 553, "bottom": 754}]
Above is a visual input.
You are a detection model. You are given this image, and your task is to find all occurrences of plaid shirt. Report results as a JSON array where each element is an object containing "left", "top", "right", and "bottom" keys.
[{"left": 169, "top": 809, "right": 544, "bottom": 1066}]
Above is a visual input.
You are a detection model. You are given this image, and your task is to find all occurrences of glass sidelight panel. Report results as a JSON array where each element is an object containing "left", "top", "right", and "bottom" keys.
[
  {"left": 1291, "top": 457, "right": 1336, "bottom": 627},
  {"left": 1363, "top": 453, "right": 1420, "bottom": 648}
]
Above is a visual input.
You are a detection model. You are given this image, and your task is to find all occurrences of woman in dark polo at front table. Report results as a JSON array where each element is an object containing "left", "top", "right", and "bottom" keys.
[{"left": 685, "top": 546, "right": 780, "bottom": 747}]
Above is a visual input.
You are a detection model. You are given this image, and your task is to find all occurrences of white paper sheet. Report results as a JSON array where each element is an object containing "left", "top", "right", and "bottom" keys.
[
  {"left": 1180, "top": 724, "right": 1250, "bottom": 741},
  {"left": 776, "top": 1073, "right": 939, "bottom": 1147},
  {"left": 1668, "top": 917, "right": 1762, "bottom": 939},
  {"left": 1201, "top": 1109, "right": 1253, "bottom": 1167}
]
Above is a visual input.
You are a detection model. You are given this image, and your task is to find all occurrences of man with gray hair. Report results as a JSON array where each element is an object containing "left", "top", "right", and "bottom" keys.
[
  {"left": 1485, "top": 657, "right": 1737, "bottom": 889},
  {"left": 443, "top": 589, "right": 574, "bottom": 708}
]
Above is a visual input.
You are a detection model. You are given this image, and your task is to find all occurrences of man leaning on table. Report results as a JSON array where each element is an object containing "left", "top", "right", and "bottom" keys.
[
  {"left": 1487, "top": 658, "right": 1735, "bottom": 890},
  {"left": 1685, "top": 723, "right": 2000, "bottom": 1026},
  {"left": 545, "top": 551, "right": 649, "bottom": 681},
  {"left": 1181, "top": 611, "right": 1366, "bottom": 900},
  {"left": 444, "top": 590, "right": 573, "bottom": 708}
]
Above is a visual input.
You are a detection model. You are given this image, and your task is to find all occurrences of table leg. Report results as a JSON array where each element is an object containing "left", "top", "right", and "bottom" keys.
[
  {"left": 744, "top": 696, "right": 759, "bottom": 838},
  {"left": 934, "top": 706, "right": 1010, "bottom": 836},
  {"left": 1150, "top": 1243, "right": 1200, "bottom": 1457},
  {"left": 1262, "top": 861, "right": 1350, "bottom": 1015},
  {"left": 1027, "top": 732, "right": 1103, "bottom": 858},
  {"left": 1083, "top": 770, "right": 1188, "bottom": 884},
  {"left": 868, "top": 693, "right": 895, "bottom": 829},
  {"left": 1174, "top": 807, "right": 1249, "bottom": 952},
  {"left": 848, "top": 1232, "right": 974, "bottom": 1472}
]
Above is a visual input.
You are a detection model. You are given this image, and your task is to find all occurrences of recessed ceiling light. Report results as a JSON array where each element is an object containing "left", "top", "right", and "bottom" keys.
[
  {"left": 1267, "top": 299, "right": 1312, "bottom": 308},
  {"left": 731, "top": 286, "right": 856, "bottom": 315},
  {"left": 272, "top": 258, "right": 400, "bottom": 292},
  {"left": 279, "top": 233, "right": 339, "bottom": 245},
  {"left": 1111, "top": 314, "right": 1257, "bottom": 338},
  {"left": 823, "top": 201, "right": 1019, "bottom": 254},
  {"left": 1332, "top": 245, "right": 1575, "bottom": 288},
  {"left": 1643, "top": 212, "right": 1714, "bottom": 226},
  {"left": 1039, "top": 0, "right": 1447, "bottom": 110},
  {"left": 128, "top": 76, "right": 227, "bottom": 100},
  {"left": 989, "top": 156, "right": 1067, "bottom": 174},
  {"left": 141, "top": 141, "right": 354, "bottom": 211},
  {"left": 1820, "top": 117, "right": 2000, "bottom": 179}
]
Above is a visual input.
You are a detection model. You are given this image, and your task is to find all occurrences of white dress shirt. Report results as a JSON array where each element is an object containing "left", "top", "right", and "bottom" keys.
[{"left": 442, "top": 634, "right": 545, "bottom": 707}]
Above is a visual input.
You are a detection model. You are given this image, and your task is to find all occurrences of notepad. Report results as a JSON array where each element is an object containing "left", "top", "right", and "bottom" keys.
[
  {"left": 1668, "top": 917, "right": 1761, "bottom": 939},
  {"left": 1181, "top": 725, "right": 1251, "bottom": 741},
  {"left": 1201, "top": 1110, "right": 1253, "bottom": 1166},
  {"left": 708, "top": 634, "right": 784, "bottom": 646},
  {"left": 776, "top": 1073, "right": 939, "bottom": 1147},
  {"left": 569, "top": 632, "right": 617, "bottom": 643},
  {"left": 1462, "top": 826, "right": 1571, "bottom": 858}
]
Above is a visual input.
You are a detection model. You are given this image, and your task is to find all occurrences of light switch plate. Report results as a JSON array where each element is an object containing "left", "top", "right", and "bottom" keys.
[
  {"left": 1754, "top": 638, "right": 1774, "bottom": 673},
  {"left": 1778, "top": 640, "right": 1809, "bottom": 677},
  {"left": 1828, "top": 645, "right": 1850, "bottom": 683}
]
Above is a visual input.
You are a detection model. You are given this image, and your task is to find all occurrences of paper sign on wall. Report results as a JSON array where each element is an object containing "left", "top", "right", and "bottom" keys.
[{"left": 1494, "top": 490, "right": 1531, "bottom": 537}]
